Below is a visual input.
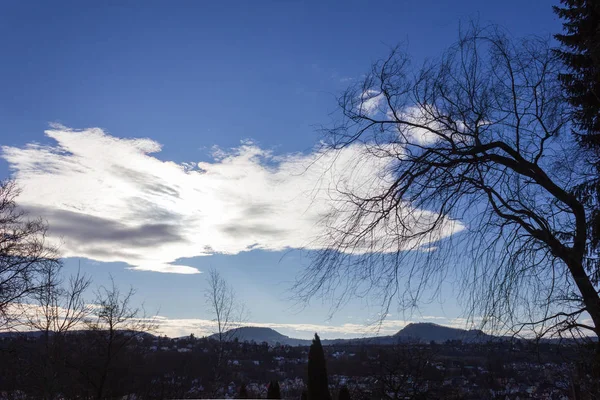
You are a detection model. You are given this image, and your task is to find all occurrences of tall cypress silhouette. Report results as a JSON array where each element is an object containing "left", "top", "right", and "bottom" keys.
[
  {"left": 307, "top": 333, "right": 331, "bottom": 400},
  {"left": 337, "top": 386, "right": 351, "bottom": 400},
  {"left": 238, "top": 383, "right": 249, "bottom": 399},
  {"left": 267, "top": 380, "right": 281, "bottom": 399}
]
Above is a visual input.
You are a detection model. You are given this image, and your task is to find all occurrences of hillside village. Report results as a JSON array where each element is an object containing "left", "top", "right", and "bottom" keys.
[{"left": 0, "top": 324, "right": 594, "bottom": 399}]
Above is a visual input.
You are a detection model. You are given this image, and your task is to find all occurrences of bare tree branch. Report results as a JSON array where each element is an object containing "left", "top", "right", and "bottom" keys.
[
  {"left": 0, "top": 179, "right": 62, "bottom": 329},
  {"left": 205, "top": 268, "right": 248, "bottom": 394},
  {"left": 296, "top": 25, "right": 600, "bottom": 340}
]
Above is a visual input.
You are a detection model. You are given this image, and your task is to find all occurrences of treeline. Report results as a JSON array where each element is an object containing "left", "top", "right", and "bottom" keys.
[
  {"left": 0, "top": 331, "right": 345, "bottom": 399},
  {"left": 0, "top": 178, "right": 160, "bottom": 399},
  {"left": 1, "top": 325, "right": 591, "bottom": 399},
  {"left": 0, "top": 178, "right": 344, "bottom": 399}
]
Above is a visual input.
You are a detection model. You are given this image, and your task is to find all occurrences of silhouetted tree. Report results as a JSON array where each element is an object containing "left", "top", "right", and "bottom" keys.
[
  {"left": 206, "top": 268, "right": 247, "bottom": 345},
  {"left": 338, "top": 386, "right": 351, "bottom": 400},
  {"left": 205, "top": 268, "right": 248, "bottom": 394},
  {"left": 554, "top": 0, "right": 600, "bottom": 143},
  {"left": 374, "top": 344, "right": 434, "bottom": 399},
  {"left": 308, "top": 333, "right": 331, "bottom": 400},
  {"left": 238, "top": 383, "right": 249, "bottom": 399},
  {"left": 267, "top": 380, "right": 281, "bottom": 399},
  {"left": 554, "top": 0, "right": 600, "bottom": 299},
  {"left": 295, "top": 25, "right": 600, "bottom": 342},
  {"left": 24, "top": 264, "right": 91, "bottom": 400},
  {"left": 301, "top": 389, "right": 308, "bottom": 400},
  {"left": 83, "top": 277, "right": 157, "bottom": 400},
  {"left": 26, "top": 264, "right": 91, "bottom": 337},
  {"left": 0, "top": 179, "right": 61, "bottom": 328}
]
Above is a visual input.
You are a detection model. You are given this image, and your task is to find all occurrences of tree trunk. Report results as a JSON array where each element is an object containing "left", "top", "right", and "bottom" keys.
[{"left": 567, "top": 259, "right": 600, "bottom": 336}]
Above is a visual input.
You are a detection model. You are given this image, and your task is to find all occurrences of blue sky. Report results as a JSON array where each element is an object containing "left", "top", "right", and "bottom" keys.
[{"left": 0, "top": 1, "right": 562, "bottom": 339}]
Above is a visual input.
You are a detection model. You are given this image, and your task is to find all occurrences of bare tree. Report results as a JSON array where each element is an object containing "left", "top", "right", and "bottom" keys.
[
  {"left": 0, "top": 179, "right": 61, "bottom": 327},
  {"left": 26, "top": 263, "right": 91, "bottom": 337},
  {"left": 205, "top": 268, "right": 247, "bottom": 394},
  {"left": 296, "top": 25, "right": 600, "bottom": 343},
  {"left": 24, "top": 263, "right": 91, "bottom": 400},
  {"left": 206, "top": 268, "right": 246, "bottom": 343},
  {"left": 83, "top": 276, "right": 157, "bottom": 400},
  {"left": 374, "top": 344, "right": 435, "bottom": 400}
]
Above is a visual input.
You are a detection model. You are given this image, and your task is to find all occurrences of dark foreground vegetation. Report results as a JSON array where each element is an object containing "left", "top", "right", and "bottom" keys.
[{"left": 0, "top": 330, "right": 597, "bottom": 399}]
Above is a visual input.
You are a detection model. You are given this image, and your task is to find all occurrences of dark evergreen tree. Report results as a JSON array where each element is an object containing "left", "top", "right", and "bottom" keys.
[
  {"left": 267, "top": 380, "right": 281, "bottom": 399},
  {"left": 554, "top": 0, "right": 600, "bottom": 142},
  {"left": 554, "top": 0, "right": 600, "bottom": 267},
  {"left": 300, "top": 390, "right": 308, "bottom": 400},
  {"left": 337, "top": 386, "right": 351, "bottom": 400},
  {"left": 238, "top": 383, "right": 249, "bottom": 399},
  {"left": 307, "top": 333, "right": 331, "bottom": 400}
]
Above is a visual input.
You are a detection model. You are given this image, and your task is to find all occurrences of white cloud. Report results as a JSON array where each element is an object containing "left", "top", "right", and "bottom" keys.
[
  {"left": 3, "top": 304, "right": 415, "bottom": 339},
  {"left": 1, "top": 304, "right": 408, "bottom": 339},
  {"left": 360, "top": 90, "right": 385, "bottom": 116},
  {"left": 395, "top": 105, "right": 445, "bottom": 145},
  {"left": 135, "top": 315, "right": 495, "bottom": 340},
  {"left": 148, "top": 315, "right": 414, "bottom": 339},
  {"left": 2, "top": 125, "right": 464, "bottom": 273},
  {"left": 358, "top": 92, "right": 470, "bottom": 147}
]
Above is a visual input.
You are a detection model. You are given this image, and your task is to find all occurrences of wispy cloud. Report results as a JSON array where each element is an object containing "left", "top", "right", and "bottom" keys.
[
  {"left": 3, "top": 303, "right": 424, "bottom": 339},
  {"left": 359, "top": 93, "right": 468, "bottom": 146},
  {"left": 360, "top": 90, "right": 385, "bottom": 116},
  {"left": 420, "top": 315, "right": 448, "bottom": 320},
  {"left": 148, "top": 316, "right": 416, "bottom": 339},
  {"left": 2, "top": 125, "right": 463, "bottom": 274}
]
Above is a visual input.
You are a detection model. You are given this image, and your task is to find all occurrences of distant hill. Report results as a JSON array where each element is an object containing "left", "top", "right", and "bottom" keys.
[
  {"left": 394, "top": 322, "right": 490, "bottom": 343},
  {"left": 3, "top": 324, "right": 591, "bottom": 347},
  {"left": 206, "top": 323, "right": 494, "bottom": 346},
  {"left": 0, "top": 330, "right": 47, "bottom": 339},
  {"left": 0, "top": 324, "right": 493, "bottom": 346},
  {"left": 0, "top": 330, "right": 157, "bottom": 340},
  {"left": 208, "top": 327, "right": 310, "bottom": 346}
]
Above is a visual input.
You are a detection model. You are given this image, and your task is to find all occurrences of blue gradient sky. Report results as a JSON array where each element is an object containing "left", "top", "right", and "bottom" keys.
[{"left": 0, "top": 1, "right": 562, "bottom": 339}]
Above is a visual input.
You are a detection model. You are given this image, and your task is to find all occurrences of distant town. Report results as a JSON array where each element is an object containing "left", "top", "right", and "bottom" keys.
[{"left": 0, "top": 323, "right": 594, "bottom": 399}]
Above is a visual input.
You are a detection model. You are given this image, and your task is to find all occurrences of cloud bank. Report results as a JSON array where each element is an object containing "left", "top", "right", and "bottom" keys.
[
  {"left": 2, "top": 125, "right": 463, "bottom": 273},
  {"left": 139, "top": 314, "right": 478, "bottom": 340},
  {"left": 7, "top": 302, "right": 466, "bottom": 339}
]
